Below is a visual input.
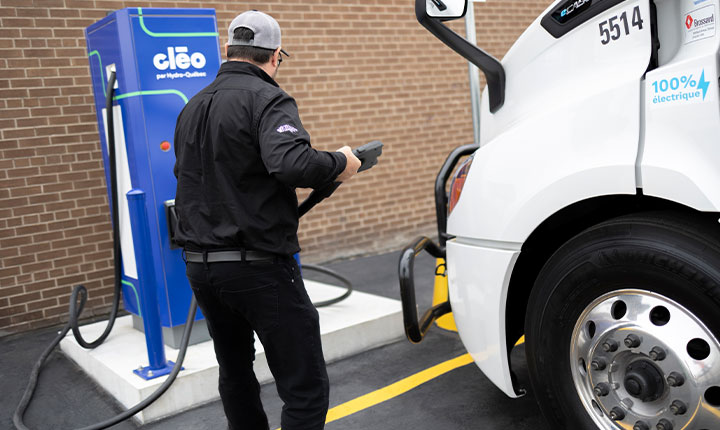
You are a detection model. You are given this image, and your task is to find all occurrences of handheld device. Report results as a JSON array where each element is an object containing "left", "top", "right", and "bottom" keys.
[
  {"left": 298, "top": 140, "right": 384, "bottom": 217},
  {"left": 353, "top": 140, "right": 383, "bottom": 172}
]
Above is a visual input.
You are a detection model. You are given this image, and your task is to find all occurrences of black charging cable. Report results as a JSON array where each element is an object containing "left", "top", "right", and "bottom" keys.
[
  {"left": 13, "top": 70, "right": 200, "bottom": 430},
  {"left": 69, "top": 71, "right": 122, "bottom": 349},
  {"left": 304, "top": 264, "right": 353, "bottom": 307}
]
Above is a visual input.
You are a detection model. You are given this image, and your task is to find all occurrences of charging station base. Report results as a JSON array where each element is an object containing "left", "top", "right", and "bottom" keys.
[
  {"left": 59, "top": 280, "right": 403, "bottom": 424},
  {"left": 132, "top": 360, "right": 179, "bottom": 381}
]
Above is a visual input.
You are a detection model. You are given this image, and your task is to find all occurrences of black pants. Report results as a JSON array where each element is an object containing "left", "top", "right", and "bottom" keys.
[{"left": 186, "top": 256, "right": 329, "bottom": 430}]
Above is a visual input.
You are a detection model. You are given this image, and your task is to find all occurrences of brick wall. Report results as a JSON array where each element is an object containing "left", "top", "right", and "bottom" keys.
[{"left": 0, "top": 0, "right": 553, "bottom": 333}]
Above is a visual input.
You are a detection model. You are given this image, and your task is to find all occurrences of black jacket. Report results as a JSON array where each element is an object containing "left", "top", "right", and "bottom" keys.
[{"left": 173, "top": 61, "right": 346, "bottom": 255}]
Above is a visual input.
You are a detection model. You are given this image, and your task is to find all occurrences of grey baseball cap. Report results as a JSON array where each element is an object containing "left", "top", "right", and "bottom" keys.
[{"left": 228, "top": 10, "right": 289, "bottom": 56}]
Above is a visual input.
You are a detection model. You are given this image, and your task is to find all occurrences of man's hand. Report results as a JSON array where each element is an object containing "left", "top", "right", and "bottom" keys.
[{"left": 335, "top": 146, "right": 361, "bottom": 183}]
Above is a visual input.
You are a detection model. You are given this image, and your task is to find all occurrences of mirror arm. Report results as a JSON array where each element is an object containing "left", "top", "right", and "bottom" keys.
[{"left": 416, "top": 0, "right": 506, "bottom": 113}]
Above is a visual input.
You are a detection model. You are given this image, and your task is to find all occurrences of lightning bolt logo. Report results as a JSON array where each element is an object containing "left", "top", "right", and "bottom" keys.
[{"left": 698, "top": 69, "right": 709, "bottom": 100}]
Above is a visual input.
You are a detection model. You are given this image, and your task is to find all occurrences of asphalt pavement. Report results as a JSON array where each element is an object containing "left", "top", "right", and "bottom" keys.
[{"left": 2, "top": 251, "right": 549, "bottom": 430}]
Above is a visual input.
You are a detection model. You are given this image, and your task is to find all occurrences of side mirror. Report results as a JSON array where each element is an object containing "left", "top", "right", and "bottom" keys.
[
  {"left": 425, "top": 0, "right": 468, "bottom": 20},
  {"left": 416, "top": 0, "right": 506, "bottom": 112}
]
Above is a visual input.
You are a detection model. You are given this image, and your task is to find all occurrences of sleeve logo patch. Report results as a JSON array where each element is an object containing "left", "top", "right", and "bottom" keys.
[{"left": 277, "top": 124, "right": 299, "bottom": 134}]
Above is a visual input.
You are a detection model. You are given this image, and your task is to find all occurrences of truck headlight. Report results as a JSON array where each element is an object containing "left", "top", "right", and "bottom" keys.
[{"left": 448, "top": 155, "right": 473, "bottom": 215}]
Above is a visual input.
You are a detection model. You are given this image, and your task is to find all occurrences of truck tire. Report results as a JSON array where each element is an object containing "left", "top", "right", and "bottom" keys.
[{"left": 525, "top": 211, "right": 720, "bottom": 430}]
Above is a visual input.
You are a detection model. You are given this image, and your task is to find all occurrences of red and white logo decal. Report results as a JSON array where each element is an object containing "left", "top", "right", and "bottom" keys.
[{"left": 684, "top": 5, "right": 715, "bottom": 45}]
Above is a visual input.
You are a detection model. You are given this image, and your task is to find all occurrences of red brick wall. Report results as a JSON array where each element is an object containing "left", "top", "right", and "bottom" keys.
[{"left": 0, "top": 0, "right": 553, "bottom": 333}]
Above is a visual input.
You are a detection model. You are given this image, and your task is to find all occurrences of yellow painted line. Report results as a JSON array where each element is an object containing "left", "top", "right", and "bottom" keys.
[
  {"left": 701, "top": 400, "right": 720, "bottom": 420},
  {"left": 325, "top": 353, "right": 474, "bottom": 424},
  {"left": 680, "top": 396, "right": 703, "bottom": 430},
  {"left": 274, "top": 353, "right": 474, "bottom": 430},
  {"left": 274, "top": 334, "right": 527, "bottom": 429}
]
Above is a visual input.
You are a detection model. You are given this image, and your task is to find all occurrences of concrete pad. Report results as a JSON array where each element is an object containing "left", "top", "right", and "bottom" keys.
[{"left": 59, "top": 280, "right": 403, "bottom": 424}]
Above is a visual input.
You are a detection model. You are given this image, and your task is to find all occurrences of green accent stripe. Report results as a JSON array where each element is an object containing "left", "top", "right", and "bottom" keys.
[
  {"left": 88, "top": 50, "right": 106, "bottom": 97},
  {"left": 87, "top": 51, "right": 189, "bottom": 105},
  {"left": 114, "top": 89, "right": 189, "bottom": 104},
  {"left": 137, "top": 7, "right": 219, "bottom": 38},
  {"left": 121, "top": 279, "right": 142, "bottom": 317}
]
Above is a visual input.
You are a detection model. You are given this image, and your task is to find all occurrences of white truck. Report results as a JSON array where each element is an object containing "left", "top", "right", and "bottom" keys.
[{"left": 398, "top": 0, "right": 720, "bottom": 429}]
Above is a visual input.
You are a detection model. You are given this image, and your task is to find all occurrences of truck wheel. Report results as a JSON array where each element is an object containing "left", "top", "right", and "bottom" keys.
[{"left": 525, "top": 211, "right": 720, "bottom": 430}]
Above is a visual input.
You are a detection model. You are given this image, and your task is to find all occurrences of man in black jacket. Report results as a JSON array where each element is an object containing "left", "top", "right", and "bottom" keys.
[{"left": 173, "top": 10, "right": 361, "bottom": 430}]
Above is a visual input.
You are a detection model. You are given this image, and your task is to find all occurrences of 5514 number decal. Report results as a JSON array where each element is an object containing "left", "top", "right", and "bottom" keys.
[{"left": 599, "top": 5, "right": 644, "bottom": 45}]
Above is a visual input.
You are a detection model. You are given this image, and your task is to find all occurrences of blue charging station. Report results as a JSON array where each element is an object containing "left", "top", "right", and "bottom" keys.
[{"left": 85, "top": 8, "right": 221, "bottom": 356}]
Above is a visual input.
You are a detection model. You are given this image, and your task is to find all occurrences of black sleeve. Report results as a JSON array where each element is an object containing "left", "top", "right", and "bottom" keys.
[
  {"left": 257, "top": 92, "right": 346, "bottom": 189},
  {"left": 172, "top": 104, "right": 188, "bottom": 179},
  {"left": 173, "top": 121, "right": 181, "bottom": 179}
]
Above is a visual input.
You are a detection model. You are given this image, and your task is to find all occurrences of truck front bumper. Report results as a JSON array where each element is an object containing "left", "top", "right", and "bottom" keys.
[
  {"left": 446, "top": 239, "right": 521, "bottom": 398},
  {"left": 396, "top": 142, "right": 524, "bottom": 399}
]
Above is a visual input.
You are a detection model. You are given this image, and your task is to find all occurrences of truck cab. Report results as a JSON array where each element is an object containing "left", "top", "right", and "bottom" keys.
[{"left": 399, "top": 0, "right": 720, "bottom": 428}]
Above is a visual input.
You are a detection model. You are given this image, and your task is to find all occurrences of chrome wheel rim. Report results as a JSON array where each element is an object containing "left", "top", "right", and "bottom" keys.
[{"left": 570, "top": 289, "right": 720, "bottom": 430}]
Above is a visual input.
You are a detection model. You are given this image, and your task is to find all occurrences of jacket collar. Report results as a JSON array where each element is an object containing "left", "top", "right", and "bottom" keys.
[{"left": 217, "top": 61, "right": 279, "bottom": 87}]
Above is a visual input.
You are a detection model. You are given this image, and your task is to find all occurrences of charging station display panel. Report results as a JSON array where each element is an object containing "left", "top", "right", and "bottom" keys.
[{"left": 86, "top": 8, "right": 221, "bottom": 328}]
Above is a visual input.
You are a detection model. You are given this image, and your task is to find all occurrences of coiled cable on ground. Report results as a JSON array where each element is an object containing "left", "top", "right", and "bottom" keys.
[{"left": 14, "top": 296, "right": 197, "bottom": 430}]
